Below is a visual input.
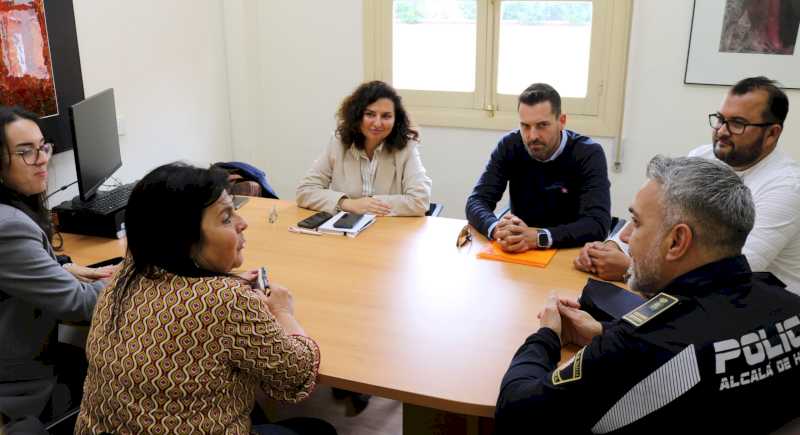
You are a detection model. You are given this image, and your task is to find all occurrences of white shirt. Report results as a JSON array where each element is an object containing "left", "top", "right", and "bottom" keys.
[
  {"left": 688, "top": 144, "right": 800, "bottom": 294},
  {"left": 351, "top": 143, "right": 384, "bottom": 198}
]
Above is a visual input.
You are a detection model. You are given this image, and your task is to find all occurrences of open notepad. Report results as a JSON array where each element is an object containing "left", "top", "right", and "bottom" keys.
[
  {"left": 477, "top": 241, "right": 557, "bottom": 267},
  {"left": 317, "top": 212, "right": 376, "bottom": 238}
]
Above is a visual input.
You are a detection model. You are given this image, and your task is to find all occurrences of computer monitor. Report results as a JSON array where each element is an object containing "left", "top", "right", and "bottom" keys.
[{"left": 69, "top": 88, "right": 122, "bottom": 201}]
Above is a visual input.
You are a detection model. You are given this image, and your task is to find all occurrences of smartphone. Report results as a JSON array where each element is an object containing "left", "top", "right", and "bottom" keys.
[
  {"left": 333, "top": 212, "right": 363, "bottom": 229},
  {"left": 233, "top": 195, "right": 249, "bottom": 210},
  {"left": 297, "top": 211, "right": 333, "bottom": 229},
  {"left": 87, "top": 257, "right": 124, "bottom": 268},
  {"left": 257, "top": 266, "right": 270, "bottom": 293}
]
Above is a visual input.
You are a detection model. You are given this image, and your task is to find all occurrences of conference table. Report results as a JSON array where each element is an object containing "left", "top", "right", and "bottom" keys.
[{"left": 62, "top": 198, "right": 594, "bottom": 430}]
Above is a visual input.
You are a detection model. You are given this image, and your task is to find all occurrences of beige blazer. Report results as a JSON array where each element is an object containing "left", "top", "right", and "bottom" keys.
[{"left": 296, "top": 135, "right": 432, "bottom": 216}]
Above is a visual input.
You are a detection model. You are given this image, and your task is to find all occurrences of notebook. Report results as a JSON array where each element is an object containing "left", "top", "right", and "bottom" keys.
[
  {"left": 317, "top": 212, "right": 376, "bottom": 238},
  {"left": 477, "top": 241, "right": 557, "bottom": 267}
]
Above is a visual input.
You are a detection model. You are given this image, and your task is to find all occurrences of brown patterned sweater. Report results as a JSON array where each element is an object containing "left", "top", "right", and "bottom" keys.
[{"left": 75, "top": 266, "right": 320, "bottom": 435}]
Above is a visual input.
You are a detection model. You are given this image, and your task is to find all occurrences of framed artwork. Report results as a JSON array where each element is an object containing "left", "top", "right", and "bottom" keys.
[
  {"left": 685, "top": 0, "right": 800, "bottom": 88},
  {"left": 0, "top": 0, "right": 84, "bottom": 153}
]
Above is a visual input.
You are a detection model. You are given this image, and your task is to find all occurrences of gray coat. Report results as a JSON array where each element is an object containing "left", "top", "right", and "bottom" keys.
[{"left": 0, "top": 203, "right": 103, "bottom": 422}]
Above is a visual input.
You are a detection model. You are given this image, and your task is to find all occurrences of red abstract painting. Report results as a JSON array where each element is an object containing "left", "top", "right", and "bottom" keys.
[{"left": 0, "top": 0, "right": 57, "bottom": 117}]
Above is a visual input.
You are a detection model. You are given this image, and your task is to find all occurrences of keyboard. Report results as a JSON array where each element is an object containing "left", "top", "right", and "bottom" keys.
[{"left": 78, "top": 184, "right": 134, "bottom": 214}]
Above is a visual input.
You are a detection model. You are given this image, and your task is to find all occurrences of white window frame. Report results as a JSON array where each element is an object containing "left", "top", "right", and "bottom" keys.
[{"left": 363, "top": 0, "right": 632, "bottom": 138}]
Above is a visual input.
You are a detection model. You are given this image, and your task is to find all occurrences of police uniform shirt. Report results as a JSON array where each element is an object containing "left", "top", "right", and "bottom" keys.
[{"left": 495, "top": 256, "right": 800, "bottom": 434}]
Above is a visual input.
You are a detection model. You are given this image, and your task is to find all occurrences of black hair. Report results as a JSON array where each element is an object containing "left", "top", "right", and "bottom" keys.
[
  {"left": 108, "top": 162, "right": 229, "bottom": 330},
  {"left": 0, "top": 106, "right": 52, "bottom": 237},
  {"left": 517, "top": 83, "right": 562, "bottom": 116},
  {"left": 730, "top": 76, "right": 789, "bottom": 126},
  {"left": 336, "top": 80, "right": 419, "bottom": 152}
]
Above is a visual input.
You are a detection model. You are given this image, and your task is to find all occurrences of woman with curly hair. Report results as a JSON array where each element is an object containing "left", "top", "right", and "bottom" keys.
[{"left": 296, "top": 81, "right": 431, "bottom": 216}]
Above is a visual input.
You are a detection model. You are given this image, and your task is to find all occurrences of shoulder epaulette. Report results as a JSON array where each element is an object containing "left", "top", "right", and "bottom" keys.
[{"left": 622, "top": 292, "right": 679, "bottom": 327}]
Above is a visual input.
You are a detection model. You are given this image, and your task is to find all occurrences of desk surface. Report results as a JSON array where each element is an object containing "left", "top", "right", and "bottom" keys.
[{"left": 61, "top": 198, "right": 591, "bottom": 418}]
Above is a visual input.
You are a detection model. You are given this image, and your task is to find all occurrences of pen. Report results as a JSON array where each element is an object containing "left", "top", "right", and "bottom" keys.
[
  {"left": 288, "top": 226, "right": 322, "bottom": 236},
  {"left": 258, "top": 266, "right": 271, "bottom": 296}
]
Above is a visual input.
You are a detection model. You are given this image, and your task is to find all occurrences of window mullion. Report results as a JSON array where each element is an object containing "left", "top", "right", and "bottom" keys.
[
  {"left": 476, "top": 0, "right": 502, "bottom": 115},
  {"left": 379, "top": 0, "right": 393, "bottom": 82}
]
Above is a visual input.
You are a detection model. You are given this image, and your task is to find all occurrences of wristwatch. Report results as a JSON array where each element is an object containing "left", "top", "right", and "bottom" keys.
[{"left": 536, "top": 229, "right": 552, "bottom": 249}]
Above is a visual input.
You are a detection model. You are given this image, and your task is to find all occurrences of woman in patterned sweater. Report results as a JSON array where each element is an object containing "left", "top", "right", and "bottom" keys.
[{"left": 76, "top": 163, "right": 334, "bottom": 435}]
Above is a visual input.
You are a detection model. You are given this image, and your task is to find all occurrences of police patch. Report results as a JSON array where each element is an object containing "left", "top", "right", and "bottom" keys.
[
  {"left": 622, "top": 292, "right": 678, "bottom": 327},
  {"left": 552, "top": 346, "right": 586, "bottom": 385}
]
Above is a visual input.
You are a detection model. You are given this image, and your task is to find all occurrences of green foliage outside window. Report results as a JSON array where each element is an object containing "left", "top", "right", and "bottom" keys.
[{"left": 394, "top": 1, "right": 590, "bottom": 26}]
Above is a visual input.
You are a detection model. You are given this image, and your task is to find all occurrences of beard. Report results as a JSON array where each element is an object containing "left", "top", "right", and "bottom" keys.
[
  {"left": 525, "top": 133, "right": 560, "bottom": 161},
  {"left": 627, "top": 240, "right": 663, "bottom": 298},
  {"left": 712, "top": 130, "right": 765, "bottom": 168}
]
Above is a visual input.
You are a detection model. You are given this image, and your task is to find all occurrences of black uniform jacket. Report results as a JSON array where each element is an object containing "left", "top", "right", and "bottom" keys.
[{"left": 496, "top": 256, "right": 800, "bottom": 434}]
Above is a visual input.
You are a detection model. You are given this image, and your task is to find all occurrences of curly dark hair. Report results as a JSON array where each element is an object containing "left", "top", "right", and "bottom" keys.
[{"left": 335, "top": 81, "right": 419, "bottom": 152}]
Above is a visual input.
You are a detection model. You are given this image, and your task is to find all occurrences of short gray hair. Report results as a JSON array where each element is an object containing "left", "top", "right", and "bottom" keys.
[{"left": 646, "top": 155, "right": 755, "bottom": 255}]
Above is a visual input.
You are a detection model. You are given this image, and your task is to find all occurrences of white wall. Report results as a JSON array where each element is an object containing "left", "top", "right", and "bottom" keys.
[
  {"left": 47, "top": 0, "right": 233, "bottom": 205},
  {"left": 228, "top": 0, "right": 800, "bottom": 220},
  {"left": 224, "top": 1, "right": 365, "bottom": 201},
  {"left": 614, "top": 0, "right": 800, "bottom": 216}
]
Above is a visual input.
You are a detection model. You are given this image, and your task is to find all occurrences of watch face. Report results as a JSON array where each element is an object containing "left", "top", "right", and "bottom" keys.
[{"left": 538, "top": 231, "right": 548, "bottom": 248}]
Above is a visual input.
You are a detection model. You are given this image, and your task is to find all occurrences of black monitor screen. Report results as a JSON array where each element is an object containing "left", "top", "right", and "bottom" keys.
[{"left": 69, "top": 89, "right": 121, "bottom": 201}]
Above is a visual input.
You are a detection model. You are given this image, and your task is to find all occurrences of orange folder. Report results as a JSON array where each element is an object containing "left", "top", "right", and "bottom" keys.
[{"left": 477, "top": 241, "right": 557, "bottom": 268}]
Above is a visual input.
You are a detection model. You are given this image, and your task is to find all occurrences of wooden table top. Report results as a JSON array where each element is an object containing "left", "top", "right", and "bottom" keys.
[{"left": 61, "top": 198, "right": 593, "bottom": 417}]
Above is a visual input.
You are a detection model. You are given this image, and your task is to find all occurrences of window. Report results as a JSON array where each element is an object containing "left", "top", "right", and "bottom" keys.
[{"left": 364, "top": 0, "right": 632, "bottom": 137}]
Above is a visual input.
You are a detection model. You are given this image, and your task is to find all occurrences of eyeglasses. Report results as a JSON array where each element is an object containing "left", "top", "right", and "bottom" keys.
[
  {"left": 14, "top": 143, "right": 54, "bottom": 165},
  {"left": 456, "top": 224, "right": 472, "bottom": 248},
  {"left": 708, "top": 114, "right": 776, "bottom": 135}
]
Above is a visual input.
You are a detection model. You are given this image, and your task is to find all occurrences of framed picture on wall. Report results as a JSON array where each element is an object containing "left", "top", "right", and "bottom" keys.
[
  {"left": 0, "top": 0, "right": 84, "bottom": 153},
  {"left": 685, "top": 0, "right": 800, "bottom": 88}
]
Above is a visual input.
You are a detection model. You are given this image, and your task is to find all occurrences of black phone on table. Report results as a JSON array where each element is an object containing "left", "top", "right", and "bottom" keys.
[
  {"left": 333, "top": 212, "right": 363, "bottom": 229},
  {"left": 87, "top": 257, "right": 124, "bottom": 268},
  {"left": 297, "top": 211, "right": 333, "bottom": 229}
]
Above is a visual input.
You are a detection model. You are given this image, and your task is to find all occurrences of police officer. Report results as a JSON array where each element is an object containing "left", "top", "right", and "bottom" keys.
[{"left": 495, "top": 156, "right": 800, "bottom": 434}]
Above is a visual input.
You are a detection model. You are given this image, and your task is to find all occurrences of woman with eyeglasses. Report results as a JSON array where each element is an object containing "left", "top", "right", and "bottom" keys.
[
  {"left": 0, "top": 106, "right": 115, "bottom": 434},
  {"left": 296, "top": 80, "right": 432, "bottom": 217}
]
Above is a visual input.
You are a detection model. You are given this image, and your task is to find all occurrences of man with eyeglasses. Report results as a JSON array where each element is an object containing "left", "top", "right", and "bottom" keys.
[
  {"left": 466, "top": 83, "right": 611, "bottom": 252},
  {"left": 575, "top": 76, "right": 800, "bottom": 294}
]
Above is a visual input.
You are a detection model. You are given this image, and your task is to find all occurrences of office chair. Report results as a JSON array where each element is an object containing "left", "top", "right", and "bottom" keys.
[
  {"left": 426, "top": 202, "right": 443, "bottom": 217},
  {"left": 211, "top": 161, "right": 279, "bottom": 199}
]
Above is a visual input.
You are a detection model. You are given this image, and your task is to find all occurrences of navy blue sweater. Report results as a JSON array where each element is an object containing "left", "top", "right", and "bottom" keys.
[{"left": 465, "top": 129, "right": 610, "bottom": 248}]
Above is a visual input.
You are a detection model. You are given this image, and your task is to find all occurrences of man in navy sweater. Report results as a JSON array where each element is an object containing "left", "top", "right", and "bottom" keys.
[{"left": 466, "top": 83, "right": 611, "bottom": 251}]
